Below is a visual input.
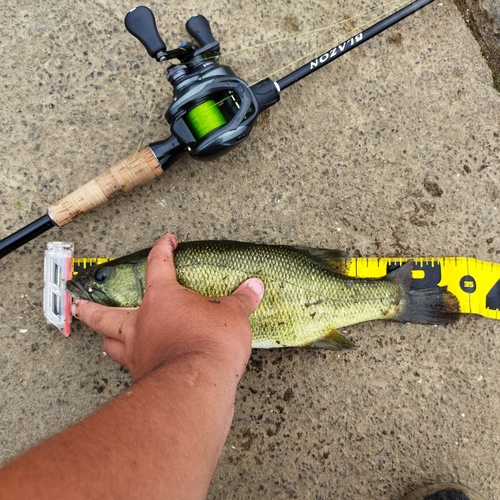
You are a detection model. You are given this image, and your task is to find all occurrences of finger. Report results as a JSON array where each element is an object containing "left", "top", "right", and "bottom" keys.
[
  {"left": 230, "top": 278, "right": 265, "bottom": 317},
  {"left": 102, "top": 337, "right": 127, "bottom": 366},
  {"left": 73, "top": 299, "right": 136, "bottom": 340},
  {"left": 145, "top": 233, "right": 178, "bottom": 287}
]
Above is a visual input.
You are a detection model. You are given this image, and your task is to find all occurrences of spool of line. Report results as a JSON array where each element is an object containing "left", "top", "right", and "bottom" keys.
[{"left": 185, "top": 100, "right": 227, "bottom": 140}]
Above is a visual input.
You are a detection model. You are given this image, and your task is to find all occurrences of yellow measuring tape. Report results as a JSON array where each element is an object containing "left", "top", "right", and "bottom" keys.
[
  {"left": 72, "top": 258, "right": 113, "bottom": 276},
  {"left": 343, "top": 256, "right": 500, "bottom": 320},
  {"left": 70, "top": 255, "right": 500, "bottom": 320}
]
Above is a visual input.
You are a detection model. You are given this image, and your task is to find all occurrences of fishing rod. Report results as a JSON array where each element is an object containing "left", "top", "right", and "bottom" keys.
[{"left": 0, "top": 0, "right": 434, "bottom": 259}]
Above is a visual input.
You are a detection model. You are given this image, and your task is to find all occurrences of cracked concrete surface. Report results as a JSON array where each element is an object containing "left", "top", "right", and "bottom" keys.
[
  {"left": 0, "top": 1, "right": 499, "bottom": 498},
  {"left": 455, "top": 0, "right": 500, "bottom": 91}
]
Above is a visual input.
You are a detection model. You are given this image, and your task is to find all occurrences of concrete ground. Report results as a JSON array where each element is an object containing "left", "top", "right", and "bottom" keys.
[
  {"left": 457, "top": 0, "right": 500, "bottom": 92},
  {"left": 1, "top": 0, "right": 499, "bottom": 498}
]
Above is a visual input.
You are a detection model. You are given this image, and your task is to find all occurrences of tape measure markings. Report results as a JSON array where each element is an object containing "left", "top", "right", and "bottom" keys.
[{"left": 72, "top": 257, "right": 112, "bottom": 276}]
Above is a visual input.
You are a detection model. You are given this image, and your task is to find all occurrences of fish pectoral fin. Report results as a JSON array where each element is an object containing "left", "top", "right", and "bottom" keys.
[{"left": 309, "top": 329, "right": 356, "bottom": 350}]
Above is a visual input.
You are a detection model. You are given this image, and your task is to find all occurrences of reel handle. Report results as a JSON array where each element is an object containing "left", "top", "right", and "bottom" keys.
[{"left": 186, "top": 15, "right": 217, "bottom": 48}]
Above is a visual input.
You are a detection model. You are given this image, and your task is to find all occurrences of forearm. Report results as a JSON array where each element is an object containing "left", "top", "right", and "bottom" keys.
[{"left": 0, "top": 353, "right": 240, "bottom": 500}]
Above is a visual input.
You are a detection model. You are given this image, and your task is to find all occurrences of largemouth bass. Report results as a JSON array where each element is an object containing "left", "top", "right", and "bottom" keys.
[{"left": 66, "top": 240, "right": 459, "bottom": 349}]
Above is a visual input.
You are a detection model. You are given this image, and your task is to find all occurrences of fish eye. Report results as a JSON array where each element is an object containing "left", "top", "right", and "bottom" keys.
[{"left": 94, "top": 267, "right": 110, "bottom": 283}]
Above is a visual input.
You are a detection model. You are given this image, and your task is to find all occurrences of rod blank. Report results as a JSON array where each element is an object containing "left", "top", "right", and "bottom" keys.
[{"left": 276, "top": 0, "right": 434, "bottom": 91}]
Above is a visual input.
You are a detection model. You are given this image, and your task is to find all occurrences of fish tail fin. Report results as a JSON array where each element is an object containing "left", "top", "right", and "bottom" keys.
[
  {"left": 396, "top": 287, "right": 460, "bottom": 325},
  {"left": 388, "top": 261, "right": 460, "bottom": 325}
]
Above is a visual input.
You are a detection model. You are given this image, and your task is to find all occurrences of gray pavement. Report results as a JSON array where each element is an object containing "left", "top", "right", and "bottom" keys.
[
  {"left": 1, "top": 1, "right": 499, "bottom": 498},
  {"left": 458, "top": 0, "right": 500, "bottom": 91}
]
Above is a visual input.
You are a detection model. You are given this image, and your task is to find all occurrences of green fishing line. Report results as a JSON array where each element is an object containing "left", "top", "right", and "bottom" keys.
[{"left": 186, "top": 100, "right": 227, "bottom": 139}]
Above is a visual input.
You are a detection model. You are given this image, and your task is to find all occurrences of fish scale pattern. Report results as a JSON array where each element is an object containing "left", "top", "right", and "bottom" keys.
[{"left": 174, "top": 241, "right": 404, "bottom": 348}]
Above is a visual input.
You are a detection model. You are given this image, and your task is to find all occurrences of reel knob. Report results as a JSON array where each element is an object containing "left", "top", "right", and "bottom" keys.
[
  {"left": 185, "top": 15, "right": 217, "bottom": 48},
  {"left": 125, "top": 6, "right": 168, "bottom": 61}
]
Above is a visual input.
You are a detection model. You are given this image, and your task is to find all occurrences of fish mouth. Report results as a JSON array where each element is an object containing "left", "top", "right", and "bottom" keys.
[{"left": 66, "top": 279, "right": 92, "bottom": 301}]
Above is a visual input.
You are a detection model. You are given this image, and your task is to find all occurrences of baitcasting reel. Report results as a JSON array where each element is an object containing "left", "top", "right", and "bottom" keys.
[
  {"left": 125, "top": 6, "right": 280, "bottom": 164},
  {"left": 0, "top": 0, "right": 434, "bottom": 258}
]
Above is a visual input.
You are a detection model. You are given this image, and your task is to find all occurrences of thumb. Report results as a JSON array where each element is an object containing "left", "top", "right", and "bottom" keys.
[
  {"left": 145, "top": 233, "right": 179, "bottom": 287},
  {"left": 230, "top": 278, "right": 265, "bottom": 317}
]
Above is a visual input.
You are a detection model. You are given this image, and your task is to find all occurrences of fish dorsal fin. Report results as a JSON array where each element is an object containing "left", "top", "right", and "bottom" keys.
[
  {"left": 309, "top": 329, "right": 356, "bottom": 350},
  {"left": 289, "top": 246, "right": 348, "bottom": 274}
]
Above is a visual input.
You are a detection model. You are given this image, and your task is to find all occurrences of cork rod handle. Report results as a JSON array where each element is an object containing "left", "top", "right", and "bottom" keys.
[{"left": 48, "top": 147, "right": 163, "bottom": 227}]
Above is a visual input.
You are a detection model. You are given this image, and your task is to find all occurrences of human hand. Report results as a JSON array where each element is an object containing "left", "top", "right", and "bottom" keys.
[
  {"left": 0, "top": 236, "right": 264, "bottom": 499},
  {"left": 71, "top": 233, "right": 264, "bottom": 381}
]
